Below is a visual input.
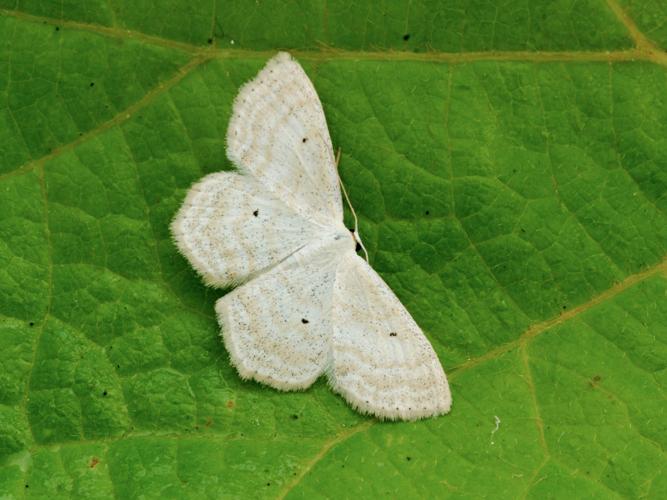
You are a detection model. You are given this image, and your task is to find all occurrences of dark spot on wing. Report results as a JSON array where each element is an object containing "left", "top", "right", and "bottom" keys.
[
  {"left": 301, "top": 318, "right": 309, "bottom": 324},
  {"left": 253, "top": 209, "right": 259, "bottom": 217},
  {"left": 389, "top": 332, "right": 397, "bottom": 337},
  {"left": 355, "top": 242, "right": 362, "bottom": 252},
  {"left": 302, "top": 137, "right": 307, "bottom": 143}
]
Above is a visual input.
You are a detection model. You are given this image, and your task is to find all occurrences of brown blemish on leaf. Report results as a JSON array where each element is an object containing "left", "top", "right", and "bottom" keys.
[
  {"left": 589, "top": 375, "right": 602, "bottom": 388},
  {"left": 90, "top": 457, "right": 100, "bottom": 468}
]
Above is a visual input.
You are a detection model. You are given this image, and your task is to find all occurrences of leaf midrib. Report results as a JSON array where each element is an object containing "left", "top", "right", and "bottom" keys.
[{"left": 1, "top": 6, "right": 666, "bottom": 67}]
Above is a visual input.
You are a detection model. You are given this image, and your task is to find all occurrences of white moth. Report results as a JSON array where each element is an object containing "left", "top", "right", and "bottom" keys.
[{"left": 171, "top": 52, "right": 451, "bottom": 420}]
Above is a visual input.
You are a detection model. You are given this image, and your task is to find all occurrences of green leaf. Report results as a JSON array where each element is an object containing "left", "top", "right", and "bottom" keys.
[
  {"left": 616, "top": 0, "right": 667, "bottom": 50},
  {"left": 0, "top": 2, "right": 665, "bottom": 498}
]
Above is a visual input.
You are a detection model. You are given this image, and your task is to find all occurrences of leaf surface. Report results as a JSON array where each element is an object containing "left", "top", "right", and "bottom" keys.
[{"left": 0, "top": 1, "right": 665, "bottom": 498}]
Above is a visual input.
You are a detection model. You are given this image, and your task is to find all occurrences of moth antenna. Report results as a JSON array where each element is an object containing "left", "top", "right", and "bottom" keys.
[{"left": 336, "top": 149, "right": 369, "bottom": 262}]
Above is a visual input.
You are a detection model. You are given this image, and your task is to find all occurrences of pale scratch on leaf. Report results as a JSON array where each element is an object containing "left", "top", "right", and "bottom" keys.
[{"left": 490, "top": 415, "right": 501, "bottom": 445}]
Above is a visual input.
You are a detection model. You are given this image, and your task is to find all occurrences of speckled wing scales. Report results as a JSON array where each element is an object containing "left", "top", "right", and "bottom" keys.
[
  {"left": 216, "top": 239, "right": 344, "bottom": 390},
  {"left": 171, "top": 171, "right": 322, "bottom": 287},
  {"left": 328, "top": 254, "right": 452, "bottom": 421},
  {"left": 226, "top": 52, "right": 343, "bottom": 225}
]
